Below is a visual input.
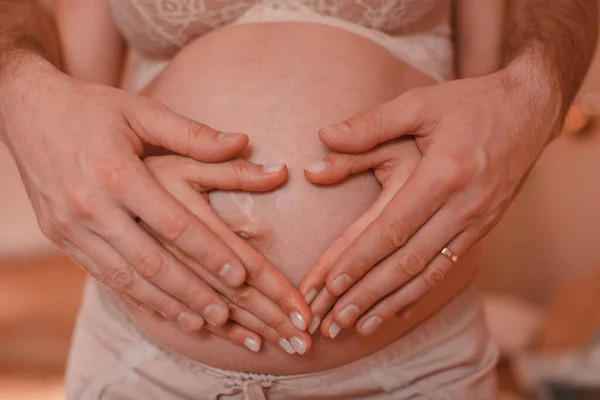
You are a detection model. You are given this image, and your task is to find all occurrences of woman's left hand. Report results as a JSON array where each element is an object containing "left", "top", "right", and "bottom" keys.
[{"left": 299, "top": 67, "right": 563, "bottom": 337}]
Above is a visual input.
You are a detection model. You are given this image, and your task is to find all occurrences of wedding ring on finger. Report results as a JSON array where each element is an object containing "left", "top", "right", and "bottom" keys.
[{"left": 440, "top": 246, "right": 459, "bottom": 263}]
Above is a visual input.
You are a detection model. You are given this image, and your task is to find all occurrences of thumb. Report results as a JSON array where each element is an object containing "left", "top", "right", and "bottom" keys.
[
  {"left": 130, "top": 99, "right": 249, "bottom": 162},
  {"left": 318, "top": 92, "right": 424, "bottom": 153},
  {"left": 304, "top": 145, "right": 391, "bottom": 185}
]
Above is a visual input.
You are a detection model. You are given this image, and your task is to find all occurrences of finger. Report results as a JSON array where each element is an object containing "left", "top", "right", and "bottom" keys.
[
  {"left": 171, "top": 183, "right": 313, "bottom": 340},
  {"left": 157, "top": 230, "right": 313, "bottom": 355},
  {"left": 63, "top": 234, "right": 207, "bottom": 332},
  {"left": 318, "top": 93, "right": 425, "bottom": 153},
  {"left": 303, "top": 143, "right": 396, "bottom": 185},
  {"left": 120, "top": 159, "right": 247, "bottom": 287},
  {"left": 130, "top": 100, "right": 249, "bottom": 162},
  {"left": 146, "top": 156, "right": 289, "bottom": 192},
  {"left": 96, "top": 210, "right": 231, "bottom": 327},
  {"left": 329, "top": 207, "right": 462, "bottom": 329},
  {"left": 204, "top": 321, "right": 263, "bottom": 353},
  {"left": 355, "top": 228, "right": 479, "bottom": 336},
  {"left": 324, "top": 159, "right": 453, "bottom": 298}
]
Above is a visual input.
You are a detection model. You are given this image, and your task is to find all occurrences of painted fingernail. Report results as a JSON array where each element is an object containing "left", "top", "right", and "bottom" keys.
[
  {"left": 361, "top": 316, "right": 383, "bottom": 335},
  {"left": 220, "top": 263, "right": 243, "bottom": 286},
  {"left": 202, "top": 304, "right": 228, "bottom": 326},
  {"left": 304, "top": 289, "right": 318, "bottom": 304},
  {"left": 322, "top": 122, "right": 350, "bottom": 138},
  {"left": 290, "top": 336, "right": 308, "bottom": 354},
  {"left": 218, "top": 132, "right": 244, "bottom": 142},
  {"left": 329, "top": 323, "right": 341, "bottom": 339},
  {"left": 177, "top": 311, "right": 204, "bottom": 332},
  {"left": 262, "top": 162, "right": 286, "bottom": 173},
  {"left": 305, "top": 160, "right": 328, "bottom": 173},
  {"left": 279, "top": 338, "right": 296, "bottom": 354},
  {"left": 244, "top": 337, "right": 261, "bottom": 352},
  {"left": 290, "top": 311, "right": 307, "bottom": 331},
  {"left": 330, "top": 274, "right": 352, "bottom": 294},
  {"left": 338, "top": 304, "right": 360, "bottom": 325},
  {"left": 309, "top": 316, "right": 321, "bottom": 334}
]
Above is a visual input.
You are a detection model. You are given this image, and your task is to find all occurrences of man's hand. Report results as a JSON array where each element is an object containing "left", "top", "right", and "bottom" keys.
[
  {"left": 0, "top": 61, "right": 311, "bottom": 339},
  {"left": 299, "top": 64, "right": 561, "bottom": 337}
]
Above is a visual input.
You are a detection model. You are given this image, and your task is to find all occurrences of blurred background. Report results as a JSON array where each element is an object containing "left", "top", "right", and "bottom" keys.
[{"left": 2, "top": 3, "right": 600, "bottom": 400}]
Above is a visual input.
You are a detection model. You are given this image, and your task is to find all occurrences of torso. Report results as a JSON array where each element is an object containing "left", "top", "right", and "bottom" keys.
[{"left": 121, "top": 22, "right": 478, "bottom": 374}]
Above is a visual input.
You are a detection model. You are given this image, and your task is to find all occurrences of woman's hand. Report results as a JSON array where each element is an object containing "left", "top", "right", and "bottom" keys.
[
  {"left": 298, "top": 138, "right": 421, "bottom": 336},
  {"left": 143, "top": 155, "right": 313, "bottom": 354},
  {"left": 299, "top": 67, "right": 561, "bottom": 337},
  {"left": 0, "top": 62, "right": 311, "bottom": 340}
]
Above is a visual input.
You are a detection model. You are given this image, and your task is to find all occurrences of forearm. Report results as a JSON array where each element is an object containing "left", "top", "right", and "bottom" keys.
[
  {"left": 0, "top": 0, "right": 63, "bottom": 144},
  {"left": 505, "top": 0, "right": 598, "bottom": 117}
]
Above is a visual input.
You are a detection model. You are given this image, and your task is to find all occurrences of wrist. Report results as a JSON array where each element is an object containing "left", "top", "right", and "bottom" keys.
[{"left": 500, "top": 52, "right": 564, "bottom": 142}]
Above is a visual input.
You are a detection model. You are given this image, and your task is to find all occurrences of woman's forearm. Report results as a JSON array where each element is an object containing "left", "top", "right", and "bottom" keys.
[
  {"left": 454, "top": 0, "right": 506, "bottom": 78},
  {"left": 505, "top": 0, "right": 598, "bottom": 119}
]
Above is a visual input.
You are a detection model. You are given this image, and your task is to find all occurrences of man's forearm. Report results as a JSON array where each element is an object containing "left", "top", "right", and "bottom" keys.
[
  {"left": 0, "top": 0, "right": 61, "bottom": 79},
  {"left": 505, "top": 0, "right": 598, "bottom": 115}
]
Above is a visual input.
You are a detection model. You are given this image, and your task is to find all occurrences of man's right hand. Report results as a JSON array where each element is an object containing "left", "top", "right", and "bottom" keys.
[{"left": 0, "top": 59, "right": 311, "bottom": 343}]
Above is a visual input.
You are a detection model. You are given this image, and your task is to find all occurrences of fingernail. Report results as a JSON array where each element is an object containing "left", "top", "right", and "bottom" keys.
[
  {"left": 331, "top": 274, "right": 352, "bottom": 294},
  {"left": 322, "top": 122, "right": 350, "bottom": 138},
  {"left": 309, "top": 316, "right": 321, "bottom": 334},
  {"left": 304, "top": 160, "right": 328, "bottom": 173},
  {"left": 177, "top": 311, "right": 204, "bottom": 332},
  {"left": 262, "top": 162, "right": 286, "bottom": 173},
  {"left": 203, "top": 304, "right": 228, "bottom": 326},
  {"left": 218, "top": 132, "right": 244, "bottom": 142},
  {"left": 338, "top": 304, "right": 360, "bottom": 325},
  {"left": 329, "top": 323, "right": 341, "bottom": 339},
  {"left": 361, "top": 316, "right": 383, "bottom": 335},
  {"left": 220, "top": 263, "right": 243, "bottom": 286},
  {"left": 279, "top": 337, "right": 296, "bottom": 354},
  {"left": 304, "top": 289, "right": 318, "bottom": 304},
  {"left": 244, "top": 337, "right": 261, "bottom": 352},
  {"left": 290, "top": 311, "right": 307, "bottom": 331},
  {"left": 290, "top": 336, "right": 307, "bottom": 355}
]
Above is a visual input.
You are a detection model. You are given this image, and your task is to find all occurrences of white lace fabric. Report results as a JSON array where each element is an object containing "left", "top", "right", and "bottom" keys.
[{"left": 110, "top": 0, "right": 454, "bottom": 91}]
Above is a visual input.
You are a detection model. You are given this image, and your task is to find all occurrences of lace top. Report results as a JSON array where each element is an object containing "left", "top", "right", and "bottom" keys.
[{"left": 110, "top": 0, "right": 454, "bottom": 91}]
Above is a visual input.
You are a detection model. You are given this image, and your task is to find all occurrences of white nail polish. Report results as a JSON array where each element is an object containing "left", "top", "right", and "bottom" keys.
[
  {"left": 290, "top": 336, "right": 307, "bottom": 354},
  {"left": 279, "top": 338, "right": 296, "bottom": 354},
  {"left": 244, "top": 338, "right": 261, "bottom": 352},
  {"left": 305, "top": 160, "right": 328, "bottom": 173},
  {"left": 219, "top": 263, "right": 233, "bottom": 279},
  {"left": 361, "top": 316, "right": 383, "bottom": 335},
  {"left": 262, "top": 162, "right": 285, "bottom": 173},
  {"left": 304, "top": 289, "right": 318, "bottom": 304},
  {"left": 309, "top": 316, "right": 321, "bottom": 334},
  {"left": 331, "top": 274, "right": 352, "bottom": 293},
  {"left": 338, "top": 304, "right": 360, "bottom": 323},
  {"left": 329, "top": 323, "right": 341, "bottom": 339},
  {"left": 290, "top": 311, "right": 307, "bottom": 331}
]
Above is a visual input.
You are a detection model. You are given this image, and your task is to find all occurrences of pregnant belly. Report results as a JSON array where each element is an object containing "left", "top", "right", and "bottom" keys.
[{"left": 125, "top": 23, "right": 477, "bottom": 374}]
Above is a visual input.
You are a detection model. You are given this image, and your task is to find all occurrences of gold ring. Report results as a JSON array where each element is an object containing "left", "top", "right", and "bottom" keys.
[{"left": 441, "top": 247, "right": 459, "bottom": 263}]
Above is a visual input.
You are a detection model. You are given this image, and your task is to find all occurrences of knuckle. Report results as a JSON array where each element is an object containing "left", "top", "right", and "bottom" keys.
[
  {"left": 354, "top": 107, "right": 385, "bottom": 135},
  {"left": 423, "top": 266, "right": 447, "bottom": 288},
  {"left": 135, "top": 252, "right": 165, "bottom": 280},
  {"left": 181, "top": 289, "right": 209, "bottom": 309},
  {"left": 39, "top": 221, "right": 60, "bottom": 242},
  {"left": 91, "top": 158, "right": 128, "bottom": 191},
  {"left": 258, "top": 323, "right": 275, "bottom": 339},
  {"left": 392, "top": 251, "right": 426, "bottom": 278},
  {"left": 362, "top": 288, "right": 383, "bottom": 306},
  {"left": 188, "top": 119, "right": 216, "bottom": 143},
  {"left": 381, "top": 218, "right": 409, "bottom": 251},
  {"left": 63, "top": 186, "right": 96, "bottom": 220},
  {"left": 266, "top": 314, "right": 288, "bottom": 332},
  {"left": 158, "top": 211, "right": 189, "bottom": 242},
  {"left": 50, "top": 212, "right": 74, "bottom": 236},
  {"left": 88, "top": 268, "right": 109, "bottom": 284},
  {"left": 110, "top": 268, "right": 136, "bottom": 289},
  {"left": 230, "top": 159, "right": 251, "bottom": 180},
  {"left": 154, "top": 296, "right": 179, "bottom": 319},
  {"left": 229, "top": 287, "right": 252, "bottom": 309}
]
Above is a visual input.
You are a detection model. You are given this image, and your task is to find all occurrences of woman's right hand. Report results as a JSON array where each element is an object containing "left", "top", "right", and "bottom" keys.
[
  {"left": 143, "top": 155, "right": 314, "bottom": 354},
  {"left": 0, "top": 60, "right": 311, "bottom": 344}
]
